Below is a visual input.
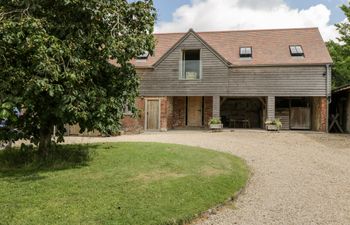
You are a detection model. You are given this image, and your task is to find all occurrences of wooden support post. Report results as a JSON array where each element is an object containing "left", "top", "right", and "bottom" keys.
[
  {"left": 267, "top": 96, "right": 275, "bottom": 120},
  {"left": 213, "top": 96, "right": 220, "bottom": 118}
]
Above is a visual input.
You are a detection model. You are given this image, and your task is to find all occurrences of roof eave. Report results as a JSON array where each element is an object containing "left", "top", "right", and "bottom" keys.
[
  {"left": 228, "top": 62, "right": 333, "bottom": 67},
  {"left": 332, "top": 84, "right": 350, "bottom": 93}
]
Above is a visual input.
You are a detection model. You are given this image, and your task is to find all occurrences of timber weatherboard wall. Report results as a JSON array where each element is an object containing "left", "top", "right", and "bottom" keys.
[
  {"left": 140, "top": 33, "right": 229, "bottom": 96},
  {"left": 139, "top": 33, "right": 329, "bottom": 97},
  {"left": 227, "top": 66, "right": 328, "bottom": 97}
]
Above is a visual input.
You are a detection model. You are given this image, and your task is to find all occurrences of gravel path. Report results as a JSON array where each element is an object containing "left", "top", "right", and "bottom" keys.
[{"left": 64, "top": 130, "right": 350, "bottom": 225}]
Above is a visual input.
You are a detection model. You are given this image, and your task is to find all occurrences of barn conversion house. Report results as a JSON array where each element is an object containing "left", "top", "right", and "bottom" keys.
[
  {"left": 119, "top": 28, "right": 333, "bottom": 133},
  {"left": 66, "top": 27, "right": 333, "bottom": 135}
]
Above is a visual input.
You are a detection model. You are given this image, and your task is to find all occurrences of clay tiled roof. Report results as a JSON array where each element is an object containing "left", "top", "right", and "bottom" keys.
[{"left": 134, "top": 27, "right": 332, "bottom": 68}]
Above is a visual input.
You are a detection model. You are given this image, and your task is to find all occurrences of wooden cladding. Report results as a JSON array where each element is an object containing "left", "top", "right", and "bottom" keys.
[
  {"left": 187, "top": 96, "right": 203, "bottom": 126},
  {"left": 290, "top": 107, "right": 311, "bottom": 129},
  {"left": 139, "top": 33, "right": 329, "bottom": 97}
]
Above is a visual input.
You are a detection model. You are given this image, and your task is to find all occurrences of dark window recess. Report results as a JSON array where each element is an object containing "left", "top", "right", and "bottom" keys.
[
  {"left": 136, "top": 51, "right": 149, "bottom": 60},
  {"left": 289, "top": 45, "right": 304, "bottom": 57},
  {"left": 276, "top": 98, "right": 290, "bottom": 108},
  {"left": 239, "top": 47, "right": 252, "bottom": 58},
  {"left": 291, "top": 98, "right": 310, "bottom": 107},
  {"left": 182, "top": 49, "right": 201, "bottom": 80}
]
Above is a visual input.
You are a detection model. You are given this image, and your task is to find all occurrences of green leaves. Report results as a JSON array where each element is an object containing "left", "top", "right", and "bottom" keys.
[
  {"left": 0, "top": 0, "right": 156, "bottom": 147},
  {"left": 0, "top": 109, "right": 11, "bottom": 120},
  {"left": 0, "top": 102, "right": 17, "bottom": 123},
  {"left": 327, "top": 3, "right": 350, "bottom": 88}
]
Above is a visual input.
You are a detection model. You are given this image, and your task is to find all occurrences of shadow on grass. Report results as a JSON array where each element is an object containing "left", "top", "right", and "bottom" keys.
[{"left": 0, "top": 144, "right": 100, "bottom": 181}]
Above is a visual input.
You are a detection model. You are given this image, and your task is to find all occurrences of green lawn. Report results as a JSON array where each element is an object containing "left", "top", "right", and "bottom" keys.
[{"left": 0, "top": 142, "right": 249, "bottom": 225}]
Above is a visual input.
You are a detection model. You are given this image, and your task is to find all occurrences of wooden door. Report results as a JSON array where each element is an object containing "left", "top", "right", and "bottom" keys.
[
  {"left": 290, "top": 107, "right": 311, "bottom": 130},
  {"left": 146, "top": 100, "right": 160, "bottom": 130},
  {"left": 187, "top": 97, "right": 203, "bottom": 127}
]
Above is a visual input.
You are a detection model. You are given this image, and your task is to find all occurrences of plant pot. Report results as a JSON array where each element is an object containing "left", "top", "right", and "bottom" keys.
[
  {"left": 209, "top": 123, "right": 223, "bottom": 130},
  {"left": 266, "top": 124, "right": 278, "bottom": 131}
]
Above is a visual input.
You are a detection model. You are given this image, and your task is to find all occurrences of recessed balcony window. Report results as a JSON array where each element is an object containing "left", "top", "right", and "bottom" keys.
[{"left": 180, "top": 49, "right": 201, "bottom": 80}]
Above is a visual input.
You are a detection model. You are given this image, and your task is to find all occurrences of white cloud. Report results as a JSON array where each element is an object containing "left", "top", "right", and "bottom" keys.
[{"left": 155, "top": 0, "right": 339, "bottom": 41}]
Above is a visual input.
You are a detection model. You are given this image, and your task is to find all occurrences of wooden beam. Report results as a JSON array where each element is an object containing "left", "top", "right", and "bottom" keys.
[
  {"left": 220, "top": 97, "right": 228, "bottom": 106},
  {"left": 258, "top": 97, "right": 266, "bottom": 107}
]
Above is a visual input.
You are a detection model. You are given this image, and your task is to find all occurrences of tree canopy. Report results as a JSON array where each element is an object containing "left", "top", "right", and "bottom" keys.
[
  {"left": 0, "top": 0, "right": 156, "bottom": 155},
  {"left": 327, "top": 3, "right": 350, "bottom": 88}
]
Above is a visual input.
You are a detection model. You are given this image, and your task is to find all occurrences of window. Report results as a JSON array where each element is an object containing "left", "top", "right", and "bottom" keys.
[
  {"left": 239, "top": 47, "right": 252, "bottom": 58},
  {"left": 289, "top": 45, "right": 304, "bottom": 57},
  {"left": 136, "top": 51, "right": 149, "bottom": 60},
  {"left": 181, "top": 49, "right": 201, "bottom": 80}
]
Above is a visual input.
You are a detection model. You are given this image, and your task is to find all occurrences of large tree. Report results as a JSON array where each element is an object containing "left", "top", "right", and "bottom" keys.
[
  {"left": 327, "top": 3, "right": 350, "bottom": 88},
  {"left": 0, "top": 0, "right": 156, "bottom": 155}
]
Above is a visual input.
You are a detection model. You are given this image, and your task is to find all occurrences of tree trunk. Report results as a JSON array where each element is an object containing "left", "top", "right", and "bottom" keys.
[{"left": 38, "top": 126, "right": 53, "bottom": 158}]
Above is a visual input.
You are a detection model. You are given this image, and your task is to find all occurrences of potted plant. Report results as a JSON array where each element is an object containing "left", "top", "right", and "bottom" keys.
[
  {"left": 208, "top": 117, "right": 223, "bottom": 130},
  {"left": 265, "top": 118, "right": 282, "bottom": 131}
]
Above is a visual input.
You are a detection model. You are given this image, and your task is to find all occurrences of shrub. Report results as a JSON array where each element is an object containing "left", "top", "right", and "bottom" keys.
[
  {"left": 208, "top": 117, "right": 222, "bottom": 125},
  {"left": 265, "top": 118, "right": 283, "bottom": 129}
]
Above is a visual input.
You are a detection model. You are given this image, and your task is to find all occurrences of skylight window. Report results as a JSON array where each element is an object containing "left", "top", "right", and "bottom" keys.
[
  {"left": 240, "top": 47, "right": 252, "bottom": 58},
  {"left": 136, "top": 51, "right": 149, "bottom": 60},
  {"left": 289, "top": 45, "right": 304, "bottom": 57}
]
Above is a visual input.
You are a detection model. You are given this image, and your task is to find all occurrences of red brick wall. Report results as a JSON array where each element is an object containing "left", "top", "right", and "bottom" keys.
[
  {"left": 320, "top": 97, "right": 327, "bottom": 132},
  {"left": 311, "top": 97, "right": 327, "bottom": 132},
  {"left": 122, "top": 97, "right": 172, "bottom": 133},
  {"left": 172, "top": 97, "right": 186, "bottom": 128},
  {"left": 121, "top": 98, "right": 145, "bottom": 134},
  {"left": 167, "top": 97, "right": 174, "bottom": 130},
  {"left": 204, "top": 96, "right": 213, "bottom": 127},
  {"left": 122, "top": 96, "right": 214, "bottom": 132},
  {"left": 159, "top": 97, "right": 169, "bottom": 131}
]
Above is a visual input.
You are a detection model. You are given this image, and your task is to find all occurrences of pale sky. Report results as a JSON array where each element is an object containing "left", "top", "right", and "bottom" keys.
[{"left": 153, "top": 0, "right": 348, "bottom": 41}]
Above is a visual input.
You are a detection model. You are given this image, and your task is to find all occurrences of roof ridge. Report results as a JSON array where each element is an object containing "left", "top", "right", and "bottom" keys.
[{"left": 154, "top": 27, "right": 319, "bottom": 35}]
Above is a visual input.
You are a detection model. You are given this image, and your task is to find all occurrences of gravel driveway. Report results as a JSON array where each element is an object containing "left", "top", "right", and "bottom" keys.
[{"left": 65, "top": 130, "right": 350, "bottom": 225}]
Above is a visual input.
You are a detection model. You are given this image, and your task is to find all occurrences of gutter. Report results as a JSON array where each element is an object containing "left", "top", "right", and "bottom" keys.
[
  {"left": 326, "top": 64, "right": 332, "bottom": 132},
  {"left": 228, "top": 62, "right": 334, "bottom": 68}
]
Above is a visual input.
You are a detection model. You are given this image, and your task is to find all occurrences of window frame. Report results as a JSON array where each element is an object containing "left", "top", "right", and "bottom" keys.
[
  {"left": 239, "top": 46, "right": 253, "bottom": 59},
  {"left": 179, "top": 49, "right": 202, "bottom": 80},
  {"left": 135, "top": 51, "right": 150, "bottom": 61},
  {"left": 289, "top": 45, "right": 304, "bottom": 57}
]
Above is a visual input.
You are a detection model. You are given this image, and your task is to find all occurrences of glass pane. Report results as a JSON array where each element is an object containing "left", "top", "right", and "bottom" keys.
[
  {"left": 296, "top": 46, "right": 303, "bottom": 54},
  {"left": 240, "top": 48, "right": 245, "bottom": 54},
  {"left": 182, "top": 50, "right": 200, "bottom": 79},
  {"left": 290, "top": 46, "right": 297, "bottom": 54},
  {"left": 183, "top": 60, "right": 200, "bottom": 79},
  {"left": 246, "top": 47, "right": 252, "bottom": 54}
]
